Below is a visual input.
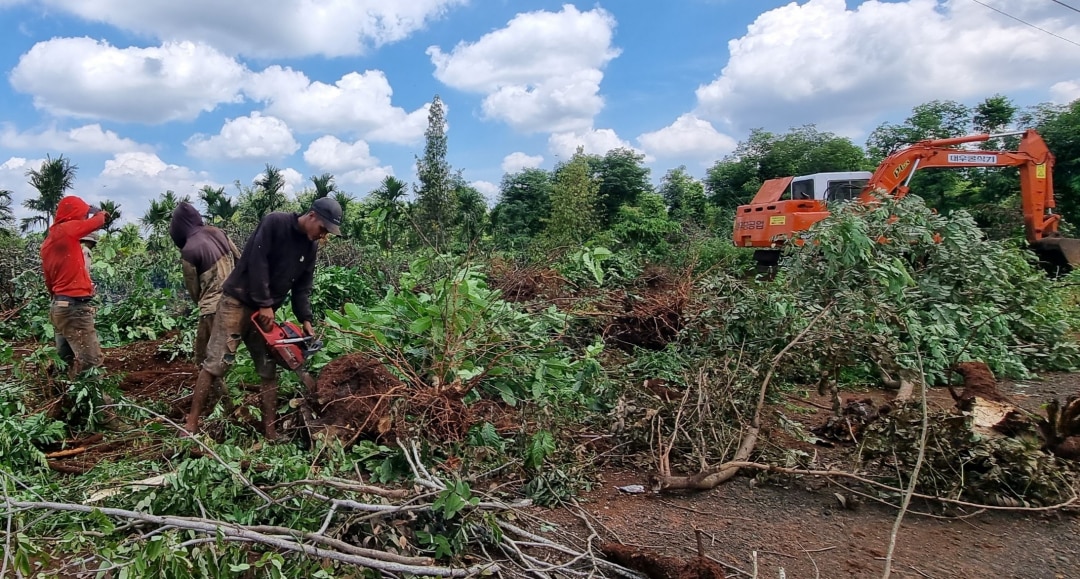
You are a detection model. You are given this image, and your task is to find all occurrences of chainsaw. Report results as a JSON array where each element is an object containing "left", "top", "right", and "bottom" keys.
[{"left": 250, "top": 313, "right": 322, "bottom": 389}]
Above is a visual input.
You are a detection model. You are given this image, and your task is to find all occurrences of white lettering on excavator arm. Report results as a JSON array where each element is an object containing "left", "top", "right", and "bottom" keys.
[{"left": 947, "top": 154, "right": 998, "bottom": 164}]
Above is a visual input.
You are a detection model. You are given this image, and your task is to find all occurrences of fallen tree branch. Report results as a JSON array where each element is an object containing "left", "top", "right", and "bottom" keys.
[
  {"left": 262, "top": 478, "right": 412, "bottom": 499},
  {"left": 653, "top": 303, "right": 834, "bottom": 491},
  {"left": 883, "top": 346, "right": 930, "bottom": 579},
  {"left": 44, "top": 446, "right": 89, "bottom": 460},
  {"left": 708, "top": 462, "right": 1079, "bottom": 512},
  {"left": 1, "top": 499, "right": 496, "bottom": 577}
]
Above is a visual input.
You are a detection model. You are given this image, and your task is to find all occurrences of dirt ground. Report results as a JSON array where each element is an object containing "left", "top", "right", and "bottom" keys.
[
  {"left": 526, "top": 371, "right": 1080, "bottom": 579},
  {"left": 41, "top": 340, "right": 1080, "bottom": 578}
]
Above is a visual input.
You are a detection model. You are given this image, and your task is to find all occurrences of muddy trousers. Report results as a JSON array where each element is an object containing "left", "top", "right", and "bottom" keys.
[
  {"left": 49, "top": 297, "right": 103, "bottom": 379},
  {"left": 187, "top": 295, "right": 279, "bottom": 438}
]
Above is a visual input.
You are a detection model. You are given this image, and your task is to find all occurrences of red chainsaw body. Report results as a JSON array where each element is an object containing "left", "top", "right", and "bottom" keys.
[{"left": 250, "top": 314, "right": 312, "bottom": 371}]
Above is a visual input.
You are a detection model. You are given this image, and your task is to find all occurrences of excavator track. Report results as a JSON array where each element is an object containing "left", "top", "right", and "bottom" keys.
[{"left": 1030, "top": 236, "right": 1080, "bottom": 276}]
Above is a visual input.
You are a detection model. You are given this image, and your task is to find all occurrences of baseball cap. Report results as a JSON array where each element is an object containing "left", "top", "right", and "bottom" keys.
[{"left": 310, "top": 197, "right": 342, "bottom": 235}]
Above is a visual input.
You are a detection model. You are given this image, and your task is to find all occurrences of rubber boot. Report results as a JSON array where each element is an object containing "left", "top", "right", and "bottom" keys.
[
  {"left": 186, "top": 370, "right": 215, "bottom": 435},
  {"left": 260, "top": 378, "right": 279, "bottom": 440}
]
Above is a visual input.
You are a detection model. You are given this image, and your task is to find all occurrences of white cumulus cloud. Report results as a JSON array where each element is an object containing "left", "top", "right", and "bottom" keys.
[
  {"left": 0, "top": 157, "right": 47, "bottom": 223},
  {"left": 91, "top": 152, "right": 219, "bottom": 223},
  {"left": 0, "top": 123, "right": 150, "bottom": 154},
  {"left": 246, "top": 66, "right": 430, "bottom": 144},
  {"left": 548, "top": 128, "right": 644, "bottom": 160},
  {"left": 637, "top": 114, "right": 737, "bottom": 163},
  {"left": 10, "top": 38, "right": 247, "bottom": 124},
  {"left": 186, "top": 113, "right": 299, "bottom": 161},
  {"left": 302, "top": 135, "right": 394, "bottom": 188},
  {"left": 502, "top": 152, "right": 544, "bottom": 174},
  {"left": 694, "top": 0, "right": 1080, "bottom": 134},
  {"left": 303, "top": 136, "right": 379, "bottom": 172},
  {"left": 25, "top": 0, "right": 467, "bottom": 58},
  {"left": 1051, "top": 80, "right": 1080, "bottom": 105},
  {"left": 428, "top": 4, "right": 620, "bottom": 133}
]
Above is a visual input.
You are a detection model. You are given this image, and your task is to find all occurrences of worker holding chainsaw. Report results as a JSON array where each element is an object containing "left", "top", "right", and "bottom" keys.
[{"left": 185, "top": 197, "right": 342, "bottom": 439}]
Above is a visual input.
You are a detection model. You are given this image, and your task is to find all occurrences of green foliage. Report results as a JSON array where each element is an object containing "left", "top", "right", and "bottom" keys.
[
  {"left": 0, "top": 385, "right": 66, "bottom": 471},
  {"left": 782, "top": 194, "right": 1080, "bottom": 381},
  {"left": 707, "top": 125, "right": 868, "bottom": 209},
  {"left": 491, "top": 168, "right": 553, "bottom": 248},
  {"left": 659, "top": 166, "right": 707, "bottom": 224},
  {"left": 21, "top": 154, "right": 77, "bottom": 233},
  {"left": 610, "top": 192, "right": 681, "bottom": 254},
  {"left": 542, "top": 147, "right": 600, "bottom": 250},
  {"left": 306, "top": 265, "right": 379, "bottom": 319},
  {"left": 324, "top": 261, "right": 601, "bottom": 407},
  {"left": 525, "top": 430, "right": 555, "bottom": 470},
  {"left": 591, "top": 147, "right": 652, "bottom": 227}
]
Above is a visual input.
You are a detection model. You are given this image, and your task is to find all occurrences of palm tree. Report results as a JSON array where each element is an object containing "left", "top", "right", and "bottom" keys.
[
  {"left": 198, "top": 185, "right": 238, "bottom": 225},
  {"left": 250, "top": 164, "right": 288, "bottom": 220},
  {"left": 370, "top": 175, "right": 408, "bottom": 250},
  {"left": 0, "top": 189, "right": 14, "bottom": 231},
  {"left": 98, "top": 199, "right": 123, "bottom": 233},
  {"left": 20, "top": 154, "right": 77, "bottom": 233},
  {"left": 311, "top": 173, "right": 337, "bottom": 199},
  {"left": 372, "top": 175, "right": 408, "bottom": 206},
  {"left": 141, "top": 191, "right": 189, "bottom": 234}
]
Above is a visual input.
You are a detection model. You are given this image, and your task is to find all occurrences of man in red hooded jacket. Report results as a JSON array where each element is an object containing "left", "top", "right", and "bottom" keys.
[{"left": 41, "top": 196, "right": 109, "bottom": 378}]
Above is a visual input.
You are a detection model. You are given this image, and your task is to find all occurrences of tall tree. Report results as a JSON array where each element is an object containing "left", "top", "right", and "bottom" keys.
[
  {"left": 414, "top": 94, "right": 453, "bottom": 248},
  {"left": 866, "top": 100, "right": 984, "bottom": 213},
  {"left": 659, "top": 166, "right": 707, "bottom": 223},
  {"left": 542, "top": 147, "right": 599, "bottom": 248},
  {"left": 250, "top": 164, "right": 289, "bottom": 220},
  {"left": 311, "top": 173, "right": 337, "bottom": 199},
  {"left": 451, "top": 176, "right": 487, "bottom": 246},
  {"left": 590, "top": 147, "right": 651, "bottom": 227},
  {"left": 98, "top": 199, "right": 123, "bottom": 232},
  {"left": 866, "top": 100, "right": 971, "bottom": 160},
  {"left": 21, "top": 154, "right": 77, "bottom": 233},
  {"left": 198, "top": 185, "right": 238, "bottom": 225},
  {"left": 491, "top": 168, "right": 553, "bottom": 246},
  {"left": 706, "top": 125, "right": 867, "bottom": 209},
  {"left": 370, "top": 175, "right": 409, "bottom": 251}
]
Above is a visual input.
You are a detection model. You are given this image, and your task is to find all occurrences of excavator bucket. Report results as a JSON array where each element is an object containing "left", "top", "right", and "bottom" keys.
[{"left": 1030, "top": 237, "right": 1080, "bottom": 275}]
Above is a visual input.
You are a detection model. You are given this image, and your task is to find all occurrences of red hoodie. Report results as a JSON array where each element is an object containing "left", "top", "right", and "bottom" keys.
[{"left": 41, "top": 196, "right": 106, "bottom": 298}]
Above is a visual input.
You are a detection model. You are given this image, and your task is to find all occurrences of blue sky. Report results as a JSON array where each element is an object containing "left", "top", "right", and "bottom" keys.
[{"left": 1, "top": 0, "right": 1078, "bottom": 225}]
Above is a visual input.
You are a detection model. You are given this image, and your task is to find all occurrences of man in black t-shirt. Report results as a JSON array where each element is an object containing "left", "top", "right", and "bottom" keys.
[{"left": 184, "top": 197, "right": 342, "bottom": 439}]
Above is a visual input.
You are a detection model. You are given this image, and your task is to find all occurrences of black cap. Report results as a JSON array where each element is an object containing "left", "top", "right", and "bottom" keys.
[{"left": 311, "top": 197, "right": 342, "bottom": 235}]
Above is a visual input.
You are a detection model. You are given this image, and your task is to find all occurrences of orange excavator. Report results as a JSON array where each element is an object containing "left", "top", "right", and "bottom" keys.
[{"left": 733, "top": 129, "right": 1080, "bottom": 275}]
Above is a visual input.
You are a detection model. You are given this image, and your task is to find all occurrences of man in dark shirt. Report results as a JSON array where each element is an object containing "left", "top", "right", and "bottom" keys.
[{"left": 184, "top": 197, "right": 342, "bottom": 439}]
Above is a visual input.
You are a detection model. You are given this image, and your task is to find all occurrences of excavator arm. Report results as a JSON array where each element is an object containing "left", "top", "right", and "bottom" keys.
[{"left": 858, "top": 130, "right": 1059, "bottom": 243}]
